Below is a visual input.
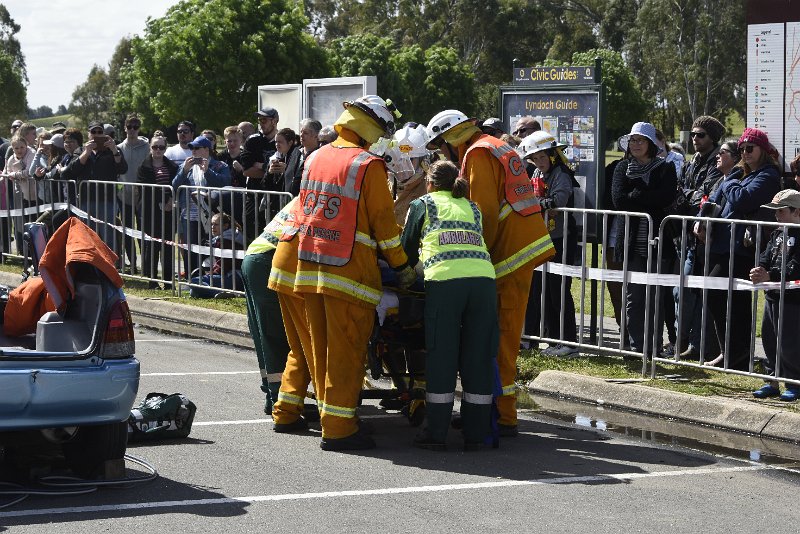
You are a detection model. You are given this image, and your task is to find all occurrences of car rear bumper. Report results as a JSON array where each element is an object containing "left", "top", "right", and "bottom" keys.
[{"left": 0, "top": 358, "right": 140, "bottom": 430}]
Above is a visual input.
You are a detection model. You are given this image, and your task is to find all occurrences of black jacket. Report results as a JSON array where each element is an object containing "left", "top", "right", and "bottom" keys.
[
  {"left": 137, "top": 154, "right": 179, "bottom": 209},
  {"left": 611, "top": 158, "right": 678, "bottom": 260},
  {"left": 62, "top": 148, "right": 127, "bottom": 202},
  {"left": 759, "top": 226, "right": 800, "bottom": 303}
]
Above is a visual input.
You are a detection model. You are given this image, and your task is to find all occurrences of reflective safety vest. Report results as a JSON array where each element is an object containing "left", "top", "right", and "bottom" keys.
[
  {"left": 283, "top": 144, "right": 380, "bottom": 266},
  {"left": 246, "top": 197, "right": 297, "bottom": 256},
  {"left": 420, "top": 191, "right": 495, "bottom": 282},
  {"left": 463, "top": 135, "right": 541, "bottom": 220}
]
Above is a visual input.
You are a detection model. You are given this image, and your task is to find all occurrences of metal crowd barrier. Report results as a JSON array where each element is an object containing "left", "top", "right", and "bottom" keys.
[
  {"left": 521, "top": 208, "right": 655, "bottom": 375},
  {"left": 652, "top": 214, "right": 800, "bottom": 387},
  {"left": 523, "top": 206, "right": 800, "bottom": 385},
  {"left": 174, "top": 185, "right": 292, "bottom": 298},
  {"left": 0, "top": 179, "right": 75, "bottom": 262}
]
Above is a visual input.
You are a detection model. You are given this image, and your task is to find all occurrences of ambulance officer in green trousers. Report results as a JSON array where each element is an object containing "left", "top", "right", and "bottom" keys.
[
  {"left": 400, "top": 160, "right": 499, "bottom": 451},
  {"left": 241, "top": 199, "right": 295, "bottom": 414}
]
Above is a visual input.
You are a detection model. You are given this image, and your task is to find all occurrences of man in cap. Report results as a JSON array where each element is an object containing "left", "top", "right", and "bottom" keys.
[
  {"left": 749, "top": 189, "right": 800, "bottom": 401},
  {"left": 270, "top": 95, "right": 415, "bottom": 451},
  {"left": 240, "top": 106, "right": 280, "bottom": 233},
  {"left": 51, "top": 121, "right": 67, "bottom": 135},
  {"left": 480, "top": 118, "right": 505, "bottom": 138},
  {"left": 62, "top": 120, "right": 127, "bottom": 248},
  {"left": 426, "top": 109, "right": 554, "bottom": 437}
]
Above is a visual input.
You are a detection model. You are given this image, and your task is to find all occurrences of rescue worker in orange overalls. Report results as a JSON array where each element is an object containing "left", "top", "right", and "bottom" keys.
[
  {"left": 425, "top": 110, "right": 555, "bottom": 436},
  {"left": 277, "top": 95, "right": 416, "bottom": 451}
]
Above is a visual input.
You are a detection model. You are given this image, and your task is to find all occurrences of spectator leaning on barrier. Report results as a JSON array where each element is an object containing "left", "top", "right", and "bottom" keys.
[
  {"left": 172, "top": 134, "right": 231, "bottom": 278},
  {"left": 749, "top": 189, "right": 800, "bottom": 401},
  {"left": 29, "top": 130, "right": 52, "bottom": 202},
  {"left": 63, "top": 121, "right": 127, "bottom": 250},
  {"left": 2, "top": 134, "right": 36, "bottom": 255},
  {"left": 218, "top": 126, "right": 245, "bottom": 188},
  {"left": 267, "top": 127, "right": 302, "bottom": 197},
  {"left": 518, "top": 130, "right": 579, "bottom": 357},
  {"left": 426, "top": 108, "right": 554, "bottom": 436},
  {"left": 612, "top": 121, "right": 677, "bottom": 357},
  {"left": 137, "top": 134, "right": 179, "bottom": 289},
  {"left": 697, "top": 127, "right": 782, "bottom": 370},
  {"left": 117, "top": 114, "right": 150, "bottom": 274},
  {"left": 39, "top": 133, "right": 67, "bottom": 202}
]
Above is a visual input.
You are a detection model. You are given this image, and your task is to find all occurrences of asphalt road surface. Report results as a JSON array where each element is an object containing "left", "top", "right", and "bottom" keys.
[{"left": 2, "top": 326, "right": 799, "bottom": 532}]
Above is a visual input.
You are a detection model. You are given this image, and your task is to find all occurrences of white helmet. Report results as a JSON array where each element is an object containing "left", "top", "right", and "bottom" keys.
[
  {"left": 343, "top": 95, "right": 401, "bottom": 136},
  {"left": 393, "top": 124, "right": 430, "bottom": 158},
  {"left": 517, "top": 130, "right": 567, "bottom": 160},
  {"left": 426, "top": 109, "right": 470, "bottom": 143}
]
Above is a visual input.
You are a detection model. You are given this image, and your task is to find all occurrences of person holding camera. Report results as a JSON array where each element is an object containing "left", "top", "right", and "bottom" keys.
[
  {"left": 172, "top": 135, "right": 231, "bottom": 278},
  {"left": 266, "top": 127, "right": 302, "bottom": 197},
  {"left": 62, "top": 121, "right": 127, "bottom": 249}
]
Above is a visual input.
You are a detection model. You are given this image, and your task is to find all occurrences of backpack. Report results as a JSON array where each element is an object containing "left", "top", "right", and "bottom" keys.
[{"left": 127, "top": 392, "right": 197, "bottom": 441}]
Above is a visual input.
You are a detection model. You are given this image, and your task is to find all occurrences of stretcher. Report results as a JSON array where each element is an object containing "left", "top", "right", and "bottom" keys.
[{"left": 361, "top": 262, "right": 427, "bottom": 425}]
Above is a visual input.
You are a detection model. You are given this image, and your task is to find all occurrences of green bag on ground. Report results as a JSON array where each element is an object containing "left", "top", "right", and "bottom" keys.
[{"left": 127, "top": 392, "right": 197, "bottom": 441}]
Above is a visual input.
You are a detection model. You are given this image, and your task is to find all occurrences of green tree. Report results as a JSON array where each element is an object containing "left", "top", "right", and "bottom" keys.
[
  {"left": 70, "top": 65, "right": 112, "bottom": 127},
  {"left": 327, "top": 35, "right": 475, "bottom": 123},
  {"left": 116, "top": 0, "right": 329, "bottom": 132},
  {"left": 626, "top": 0, "right": 745, "bottom": 130},
  {"left": 0, "top": 4, "right": 27, "bottom": 83},
  {"left": 0, "top": 52, "right": 26, "bottom": 127},
  {"left": 547, "top": 49, "right": 650, "bottom": 143}
]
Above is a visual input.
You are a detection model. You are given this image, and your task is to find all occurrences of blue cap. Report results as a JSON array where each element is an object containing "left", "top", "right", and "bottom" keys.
[{"left": 188, "top": 135, "right": 213, "bottom": 149}]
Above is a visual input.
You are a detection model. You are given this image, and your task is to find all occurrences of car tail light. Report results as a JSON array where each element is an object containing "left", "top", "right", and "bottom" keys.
[{"left": 101, "top": 299, "right": 135, "bottom": 358}]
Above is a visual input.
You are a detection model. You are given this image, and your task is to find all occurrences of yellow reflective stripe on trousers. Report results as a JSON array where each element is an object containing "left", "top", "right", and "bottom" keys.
[
  {"left": 462, "top": 392, "right": 493, "bottom": 404},
  {"left": 277, "top": 391, "right": 304, "bottom": 406},
  {"left": 494, "top": 234, "right": 554, "bottom": 279},
  {"left": 269, "top": 267, "right": 296, "bottom": 289},
  {"left": 501, "top": 384, "right": 516, "bottom": 396},
  {"left": 377, "top": 234, "right": 401, "bottom": 252},
  {"left": 319, "top": 401, "right": 356, "bottom": 418},
  {"left": 426, "top": 392, "right": 455, "bottom": 403},
  {"left": 295, "top": 270, "right": 382, "bottom": 304},
  {"left": 355, "top": 231, "right": 377, "bottom": 249},
  {"left": 498, "top": 201, "right": 513, "bottom": 223}
]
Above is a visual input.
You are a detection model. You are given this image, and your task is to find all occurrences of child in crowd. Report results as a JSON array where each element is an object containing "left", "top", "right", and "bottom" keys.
[
  {"left": 189, "top": 211, "right": 244, "bottom": 298},
  {"left": 749, "top": 189, "right": 800, "bottom": 401}
]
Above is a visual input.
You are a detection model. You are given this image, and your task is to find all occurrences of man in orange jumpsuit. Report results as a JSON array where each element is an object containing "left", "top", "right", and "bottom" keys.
[
  {"left": 426, "top": 110, "right": 555, "bottom": 436},
  {"left": 279, "top": 95, "right": 415, "bottom": 451}
]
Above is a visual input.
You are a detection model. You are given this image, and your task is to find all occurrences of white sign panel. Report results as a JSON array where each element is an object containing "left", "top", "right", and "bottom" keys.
[
  {"left": 748, "top": 23, "right": 784, "bottom": 155},
  {"left": 786, "top": 22, "right": 800, "bottom": 159}
]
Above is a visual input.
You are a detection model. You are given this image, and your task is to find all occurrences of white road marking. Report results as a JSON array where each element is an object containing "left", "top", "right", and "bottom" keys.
[
  {"left": 0, "top": 465, "right": 768, "bottom": 519},
  {"left": 140, "top": 371, "right": 259, "bottom": 376},
  {"left": 193, "top": 419, "right": 272, "bottom": 426}
]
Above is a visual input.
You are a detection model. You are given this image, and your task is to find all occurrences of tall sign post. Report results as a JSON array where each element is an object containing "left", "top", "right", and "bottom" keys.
[
  {"left": 746, "top": 0, "right": 800, "bottom": 166},
  {"left": 500, "top": 59, "right": 605, "bottom": 342}
]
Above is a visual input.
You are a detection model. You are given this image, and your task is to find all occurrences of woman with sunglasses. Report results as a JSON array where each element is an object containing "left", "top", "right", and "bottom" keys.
[
  {"left": 138, "top": 135, "right": 179, "bottom": 289},
  {"left": 699, "top": 127, "right": 781, "bottom": 369}
]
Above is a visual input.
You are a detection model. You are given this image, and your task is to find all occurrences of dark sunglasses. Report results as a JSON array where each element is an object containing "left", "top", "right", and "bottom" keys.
[
  {"left": 127, "top": 124, "right": 141, "bottom": 130},
  {"left": 690, "top": 131, "right": 707, "bottom": 139},
  {"left": 151, "top": 145, "right": 166, "bottom": 150},
  {"left": 177, "top": 129, "right": 191, "bottom": 134},
  {"left": 513, "top": 126, "right": 533, "bottom": 136},
  {"left": 89, "top": 129, "right": 104, "bottom": 135},
  {"left": 739, "top": 144, "right": 756, "bottom": 154}
]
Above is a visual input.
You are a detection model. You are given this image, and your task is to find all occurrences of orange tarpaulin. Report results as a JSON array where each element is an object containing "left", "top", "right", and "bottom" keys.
[{"left": 3, "top": 217, "right": 123, "bottom": 337}]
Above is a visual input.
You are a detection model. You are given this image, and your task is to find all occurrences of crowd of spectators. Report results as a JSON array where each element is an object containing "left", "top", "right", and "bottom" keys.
[{"left": 0, "top": 109, "right": 335, "bottom": 297}]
